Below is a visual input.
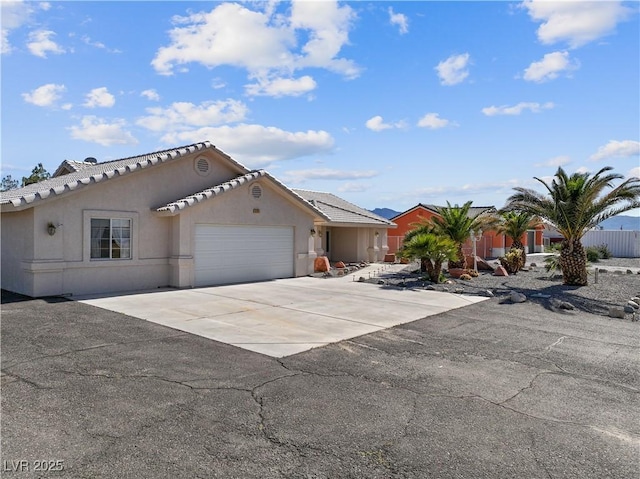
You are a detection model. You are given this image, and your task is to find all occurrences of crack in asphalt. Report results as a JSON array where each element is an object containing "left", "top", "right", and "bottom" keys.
[{"left": 1, "top": 332, "right": 189, "bottom": 369}]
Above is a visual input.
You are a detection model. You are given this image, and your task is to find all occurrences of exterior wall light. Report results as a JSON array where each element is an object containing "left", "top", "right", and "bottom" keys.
[
  {"left": 47, "top": 222, "right": 57, "bottom": 236},
  {"left": 310, "top": 228, "right": 317, "bottom": 237}
]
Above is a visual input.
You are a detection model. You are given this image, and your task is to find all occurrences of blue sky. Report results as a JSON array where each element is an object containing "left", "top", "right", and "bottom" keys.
[{"left": 2, "top": 1, "right": 639, "bottom": 214}]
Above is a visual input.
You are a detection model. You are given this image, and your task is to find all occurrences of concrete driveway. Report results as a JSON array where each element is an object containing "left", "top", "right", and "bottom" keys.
[{"left": 79, "top": 266, "right": 487, "bottom": 357}]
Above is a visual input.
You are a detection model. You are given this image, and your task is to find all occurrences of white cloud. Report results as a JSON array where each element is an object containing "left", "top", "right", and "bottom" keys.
[
  {"left": 1, "top": 0, "right": 35, "bottom": 54},
  {"left": 389, "top": 7, "right": 409, "bottom": 34},
  {"left": 245, "top": 75, "right": 317, "bottom": 97},
  {"left": 68, "top": 116, "right": 138, "bottom": 146},
  {"left": 435, "top": 53, "right": 470, "bottom": 86},
  {"left": 482, "top": 101, "right": 554, "bottom": 116},
  {"left": 22, "top": 83, "right": 65, "bottom": 107},
  {"left": 83, "top": 87, "right": 115, "bottom": 108},
  {"left": 366, "top": 115, "right": 392, "bottom": 132},
  {"left": 628, "top": 167, "right": 640, "bottom": 179},
  {"left": 417, "top": 113, "right": 455, "bottom": 129},
  {"left": 151, "top": 1, "right": 359, "bottom": 91},
  {"left": 338, "top": 182, "right": 370, "bottom": 193},
  {"left": 534, "top": 155, "right": 571, "bottom": 168},
  {"left": 523, "top": 51, "right": 579, "bottom": 82},
  {"left": 27, "top": 29, "right": 65, "bottom": 58},
  {"left": 589, "top": 140, "right": 640, "bottom": 162},
  {"left": 522, "top": 0, "right": 633, "bottom": 48},
  {"left": 365, "top": 115, "right": 405, "bottom": 132},
  {"left": 141, "top": 89, "right": 160, "bottom": 101},
  {"left": 574, "top": 167, "right": 590, "bottom": 175},
  {"left": 137, "top": 99, "right": 248, "bottom": 132},
  {"left": 158, "top": 124, "right": 335, "bottom": 167},
  {"left": 282, "top": 168, "right": 377, "bottom": 183}
]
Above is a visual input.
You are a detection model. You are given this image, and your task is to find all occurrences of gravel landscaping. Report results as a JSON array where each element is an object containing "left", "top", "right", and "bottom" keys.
[{"left": 360, "top": 257, "right": 640, "bottom": 319}]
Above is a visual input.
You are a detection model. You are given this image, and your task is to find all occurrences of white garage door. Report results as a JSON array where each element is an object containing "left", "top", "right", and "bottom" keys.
[{"left": 194, "top": 225, "right": 294, "bottom": 286}]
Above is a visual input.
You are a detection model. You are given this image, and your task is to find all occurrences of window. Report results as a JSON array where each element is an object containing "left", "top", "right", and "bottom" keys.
[{"left": 91, "top": 218, "right": 131, "bottom": 259}]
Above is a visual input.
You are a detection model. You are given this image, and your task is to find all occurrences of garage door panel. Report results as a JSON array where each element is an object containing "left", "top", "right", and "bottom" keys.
[{"left": 195, "top": 225, "right": 294, "bottom": 286}]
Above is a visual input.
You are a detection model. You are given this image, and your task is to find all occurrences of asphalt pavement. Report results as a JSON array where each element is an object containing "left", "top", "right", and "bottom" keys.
[{"left": 1, "top": 287, "right": 639, "bottom": 478}]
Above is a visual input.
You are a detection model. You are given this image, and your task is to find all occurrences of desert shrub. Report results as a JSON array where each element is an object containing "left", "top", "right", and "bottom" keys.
[
  {"left": 544, "top": 255, "right": 562, "bottom": 276},
  {"left": 585, "top": 246, "right": 601, "bottom": 262},
  {"left": 463, "top": 268, "right": 479, "bottom": 277},
  {"left": 597, "top": 243, "right": 612, "bottom": 259},
  {"left": 499, "top": 248, "right": 523, "bottom": 274},
  {"left": 544, "top": 242, "right": 562, "bottom": 253},
  {"left": 459, "top": 274, "right": 472, "bottom": 281}
]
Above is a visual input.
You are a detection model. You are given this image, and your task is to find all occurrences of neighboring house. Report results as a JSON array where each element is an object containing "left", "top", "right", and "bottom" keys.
[
  {"left": 388, "top": 203, "right": 544, "bottom": 259},
  {"left": 1, "top": 142, "right": 393, "bottom": 297},
  {"left": 293, "top": 190, "right": 396, "bottom": 263}
]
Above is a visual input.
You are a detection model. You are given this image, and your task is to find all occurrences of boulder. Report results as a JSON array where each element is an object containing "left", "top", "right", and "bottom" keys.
[
  {"left": 358, "top": 276, "right": 366, "bottom": 282},
  {"left": 557, "top": 301, "right": 575, "bottom": 310},
  {"left": 510, "top": 292, "right": 527, "bottom": 303},
  {"left": 624, "top": 305, "right": 636, "bottom": 314},
  {"left": 608, "top": 307, "right": 626, "bottom": 319},
  {"left": 493, "top": 266, "right": 509, "bottom": 276},
  {"left": 483, "top": 290, "right": 494, "bottom": 297},
  {"left": 314, "top": 256, "right": 331, "bottom": 273},
  {"left": 335, "top": 261, "right": 346, "bottom": 268},
  {"left": 627, "top": 300, "right": 639, "bottom": 310}
]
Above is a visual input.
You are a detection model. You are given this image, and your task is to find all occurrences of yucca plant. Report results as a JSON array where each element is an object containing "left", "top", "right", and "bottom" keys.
[{"left": 504, "top": 166, "right": 640, "bottom": 285}]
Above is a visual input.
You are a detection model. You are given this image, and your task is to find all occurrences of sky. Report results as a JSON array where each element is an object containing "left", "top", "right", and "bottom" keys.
[{"left": 1, "top": 0, "right": 639, "bottom": 215}]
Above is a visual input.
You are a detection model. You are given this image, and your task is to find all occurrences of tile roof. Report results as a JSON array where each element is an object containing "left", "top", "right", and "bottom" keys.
[
  {"left": 1, "top": 142, "right": 243, "bottom": 209},
  {"left": 293, "top": 189, "right": 395, "bottom": 226},
  {"left": 156, "top": 170, "right": 267, "bottom": 214},
  {"left": 391, "top": 203, "right": 495, "bottom": 221},
  {"left": 156, "top": 171, "right": 331, "bottom": 220}
]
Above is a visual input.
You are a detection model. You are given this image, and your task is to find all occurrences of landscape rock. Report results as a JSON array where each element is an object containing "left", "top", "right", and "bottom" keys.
[
  {"left": 510, "top": 292, "right": 527, "bottom": 303},
  {"left": 608, "top": 307, "right": 626, "bottom": 319},
  {"left": 624, "top": 305, "right": 636, "bottom": 314},
  {"left": 358, "top": 276, "right": 365, "bottom": 282},
  {"left": 631, "top": 297, "right": 640, "bottom": 303},
  {"left": 557, "top": 301, "right": 575, "bottom": 310},
  {"left": 314, "top": 256, "right": 331, "bottom": 273},
  {"left": 627, "top": 270, "right": 633, "bottom": 274},
  {"left": 530, "top": 263, "right": 537, "bottom": 267},
  {"left": 335, "top": 261, "right": 346, "bottom": 268},
  {"left": 337, "top": 269, "right": 345, "bottom": 277},
  {"left": 627, "top": 300, "right": 639, "bottom": 310},
  {"left": 599, "top": 269, "right": 608, "bottom": 273},
  {"left": 377, "top": 280, "right": 385, "bottom": 285},
  {"left": 614, "top": 270, "right": 623, "bottom": 275},
  {"left": 425, "top": 285, "right": 436, "bottom": 290},
  {"left": 493, "top": 266, "right": 509, "bottom": 276},
  {"left": 483, "top": 290, "right": 494, "bottom": 297}
]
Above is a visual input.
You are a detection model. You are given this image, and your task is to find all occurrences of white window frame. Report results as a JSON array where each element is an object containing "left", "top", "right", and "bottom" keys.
[{"left": 83, "top": 210, "right": 138, "bottom": 262}]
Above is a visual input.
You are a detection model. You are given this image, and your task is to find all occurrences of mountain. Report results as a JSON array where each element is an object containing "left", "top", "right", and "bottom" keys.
[
  {"left": 597, "top": 215, "right": 640, "bottom": 231},
  {"left": 371, "top": 208, "right": 401, "bottom": 220}
]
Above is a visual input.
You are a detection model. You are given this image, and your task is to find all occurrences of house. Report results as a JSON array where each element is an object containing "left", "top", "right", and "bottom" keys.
[
  {"left": 388, "top": 203, "right": 545, "bottom": 260},
  {"left": 293, "top": 190, "right": 396, "bottom": 263},
  {"left": 1, "top": 142, "right": 395, "bottom": 297}
]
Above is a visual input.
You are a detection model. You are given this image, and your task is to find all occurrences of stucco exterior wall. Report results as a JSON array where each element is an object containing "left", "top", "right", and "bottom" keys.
[
  {"left": 1, "top": 150, "right": 316, "bottom": 297},
  {"left": 1, "top": 208, "right": 34, "bottom": 294}
]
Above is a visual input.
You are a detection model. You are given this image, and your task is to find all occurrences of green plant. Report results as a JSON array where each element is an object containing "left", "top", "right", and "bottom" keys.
[
  {"left": 585, "top": 246, "right": 601, "bottom": 262},
  {"left": 495, "top": 211, "right": 540, "bottom": 267},
  {"left": 544, "top": 255, "right": 562, "bottom": 276},
  {"left": 544, "top": 242, "right": 562, "bottom": 253},
  {"left": 499, "top": 248, "right": 523, "bottom": 274},
  {"left": 597, "top": 243, "right": 612, "bottom": 259},
  {"left": 505, "top": 166, "right": 640, "bottom": 285},
  {"left": 399, "top": 232, "right": 458, "bottom": 283}
]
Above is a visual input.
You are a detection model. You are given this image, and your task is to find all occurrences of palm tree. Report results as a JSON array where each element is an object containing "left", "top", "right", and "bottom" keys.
[
  {"left": 504, "top": 166, "right": 640, "bottom": 286},
  {"left": 495, "top": 211, "right": 540, "bottom": 269},
  {"left": 399, "top": 232, "right": 458, "bottom": 283},
  {"left": 431, "top": 201, "right": 496, "bottom": 269}
]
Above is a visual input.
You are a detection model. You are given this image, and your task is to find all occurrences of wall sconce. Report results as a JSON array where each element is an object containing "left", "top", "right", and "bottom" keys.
[
  {"left": 310, "top": 228, "right": 317, "bottom": 237},
  {"left": 47, "top": 222, "right": 57, "bottom": 236},
  {"left": 374, "top": 231, "right": 380, "bottom": 237}
]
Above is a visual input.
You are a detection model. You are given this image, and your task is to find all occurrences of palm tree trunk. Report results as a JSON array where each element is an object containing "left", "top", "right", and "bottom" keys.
[
  {"left": 431, "top": 259, "right": 443, "bottom": 283},
  {"left": 449, "top": 244, "right": 466, "bottom": 269},
  {"left": 560, "top": 239, "right": 588, "bottom": 286}
]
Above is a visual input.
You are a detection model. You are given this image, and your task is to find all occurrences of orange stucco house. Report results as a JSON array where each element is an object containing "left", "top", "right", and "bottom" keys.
[{"left": 388, "top": 203, "right": 544, "bottom": 260}]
